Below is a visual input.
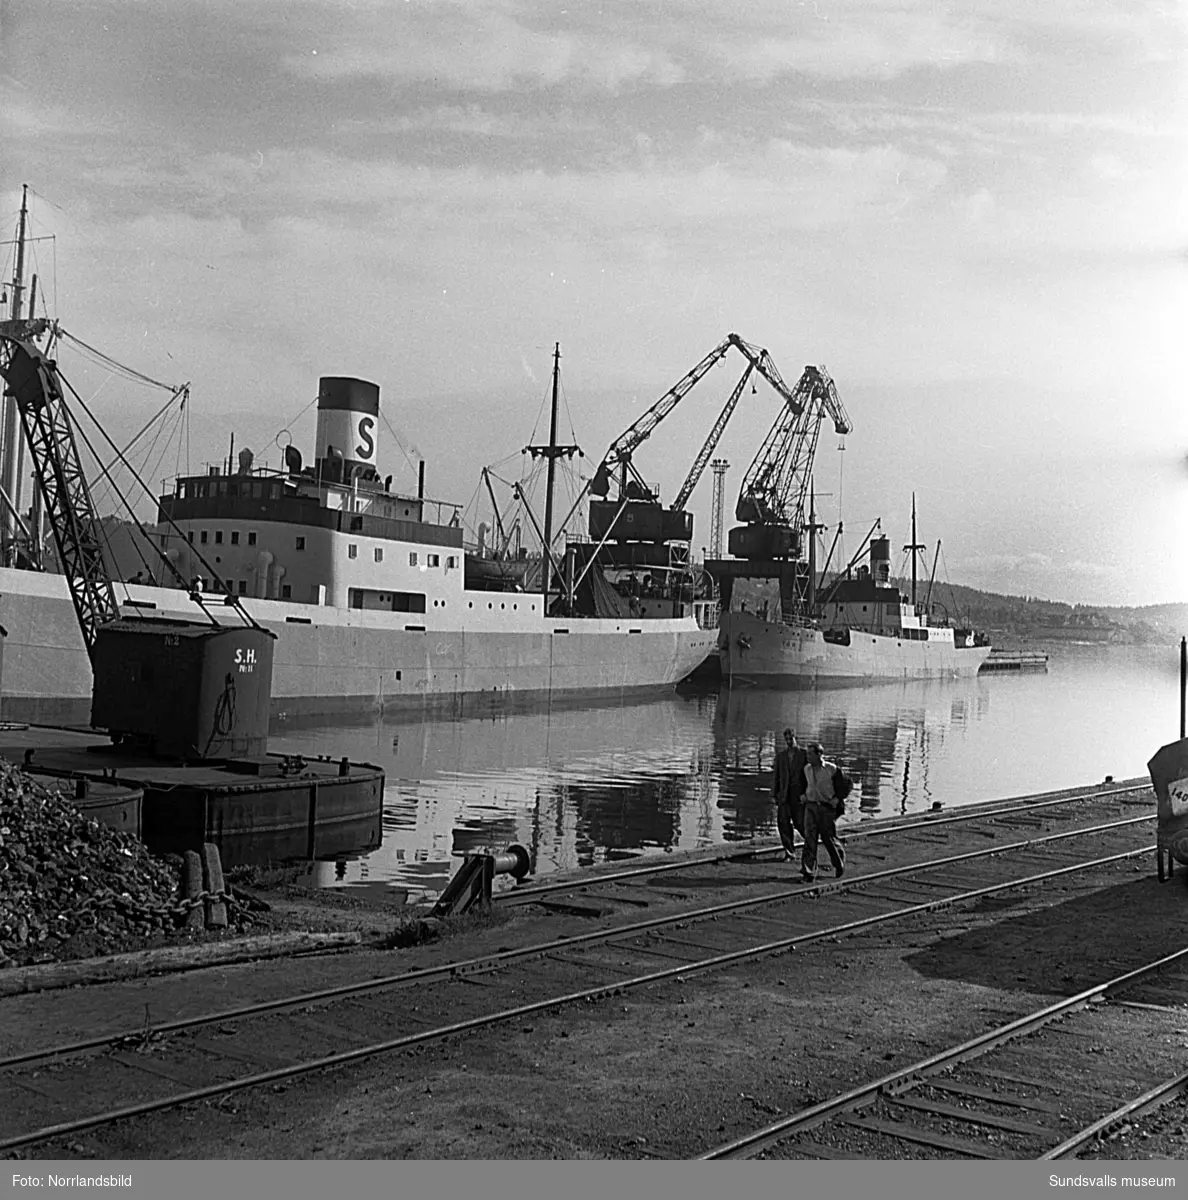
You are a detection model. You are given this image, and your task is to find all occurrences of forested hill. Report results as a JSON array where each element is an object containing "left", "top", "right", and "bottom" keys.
[{"left": 897, "top": 579, "right": 1188, "bottom": 647}]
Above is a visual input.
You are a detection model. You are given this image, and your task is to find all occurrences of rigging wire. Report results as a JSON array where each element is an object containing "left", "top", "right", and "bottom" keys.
[
  {"left": 378, "top": 407, "right": 419, "bottom": 478},
  {"left": 58, "top": 391, "right": 177, "bottom": 605},
  {"left": 55, "top": 369, "right": 249, "bottom": 625},
  {"left": 938, "top": 544, "right": 969, "bottom": 627},
  {"left": 57, "top": 328, "right": 184, "bottom": 395},
  {"left": 140, "top": 405, "right": 187, "bottom": 508},
  {"left": 83, "top": 383, "right": 190, "bottom": 514}
]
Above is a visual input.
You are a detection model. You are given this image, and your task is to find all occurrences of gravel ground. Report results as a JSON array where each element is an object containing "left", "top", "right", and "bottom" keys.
[{"left": 3, "top": 848, "right": 1185, "bottom": 1161}]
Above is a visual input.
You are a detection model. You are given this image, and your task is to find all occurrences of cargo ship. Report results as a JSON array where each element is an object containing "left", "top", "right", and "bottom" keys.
[
  {"left": 0, "top": 361, "right": 718, "bottom": 724},
  {"left": 719, "top": 522, "right": 992, "bottom": 686}
]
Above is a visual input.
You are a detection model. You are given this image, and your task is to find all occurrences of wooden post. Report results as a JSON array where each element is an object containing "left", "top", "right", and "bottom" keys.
[
  {"left": 306, "top": 781, "right": 319, "bottom": 861},
  {"left": 182, "top": 850, "right": 205, "bottom": 930},
  {"left": 201, "top": 842, "right": 228, "bottom": 930},
  {"left": 1180, "top": 636, "right": 1185, "bottom": 740}
]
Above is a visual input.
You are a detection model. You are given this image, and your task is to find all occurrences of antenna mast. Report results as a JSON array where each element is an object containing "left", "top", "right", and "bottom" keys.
[{"left": 904, "top": 492, "right": 926, "bottom": 608}]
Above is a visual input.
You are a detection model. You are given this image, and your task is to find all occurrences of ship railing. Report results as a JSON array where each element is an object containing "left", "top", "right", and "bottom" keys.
[{"left": 693, "top": 600, "right": 720, "bottom": 630}]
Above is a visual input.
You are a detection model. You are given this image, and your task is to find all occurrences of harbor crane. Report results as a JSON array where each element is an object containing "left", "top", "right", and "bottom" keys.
[
  {"left": 729, "top": 363, "right": 851, "bottom": 561},
  {"left": 703, "top": 364, "right": 851, "bottom": 626},
  {"left": 588, "top": 332, "right": 810, "bottom": 552}
]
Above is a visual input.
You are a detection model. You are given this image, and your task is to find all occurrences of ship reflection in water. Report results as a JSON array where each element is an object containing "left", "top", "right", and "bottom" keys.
[{"left": 265, "top": 644, "right": 1177, "bottom": 903}]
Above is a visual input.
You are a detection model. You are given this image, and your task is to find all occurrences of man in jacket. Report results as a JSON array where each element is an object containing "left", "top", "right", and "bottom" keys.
[
  {"left": 771, "top": 728, "right": 808, "bottom": 859},
  {"left": 801, "top": 742, "right": 846, "bottom": 882}
]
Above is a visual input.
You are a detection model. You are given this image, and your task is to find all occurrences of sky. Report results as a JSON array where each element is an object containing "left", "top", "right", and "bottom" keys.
[{"left": 2, "top": 0, "right": 1186, "bottom": 607}]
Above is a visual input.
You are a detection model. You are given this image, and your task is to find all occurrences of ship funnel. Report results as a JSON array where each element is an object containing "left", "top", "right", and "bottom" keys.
[
  {"left": 315, "top": 377, "right": 379, "bottom": 485},
  {"left": 870, "top": 536, "right": 891, "bottom": 583}
]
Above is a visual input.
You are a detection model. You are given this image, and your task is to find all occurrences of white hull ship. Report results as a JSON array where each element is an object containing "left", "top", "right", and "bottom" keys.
[
  {"left": 720, "top": 531, "right": 991, "bottom": 686},
  {"left": 0, "top": 369, "right": 717, "bottom": 724}
]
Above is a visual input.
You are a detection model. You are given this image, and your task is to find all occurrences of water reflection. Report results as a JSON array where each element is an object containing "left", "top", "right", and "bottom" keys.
[
  {"left": 265, "top": 643, "right": 1179, "bottom": 902},
  {"left": 711, "top": 675, "right": 980, "bottom": 820}
]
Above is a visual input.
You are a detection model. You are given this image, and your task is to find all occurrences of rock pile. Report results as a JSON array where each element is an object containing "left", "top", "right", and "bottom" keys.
[{"left": 0, "top": 760, "right": 183, "bottom": 967}]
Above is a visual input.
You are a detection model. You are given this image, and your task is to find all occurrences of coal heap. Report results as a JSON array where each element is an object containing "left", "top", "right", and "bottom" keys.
[{"left": 0, "top": 760, "right": 184, "bottom": 967}]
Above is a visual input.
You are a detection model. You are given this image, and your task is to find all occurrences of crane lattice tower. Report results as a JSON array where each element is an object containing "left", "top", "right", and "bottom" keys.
[{"left": 710, "top": 459, "right": 729, "bottom": 559}]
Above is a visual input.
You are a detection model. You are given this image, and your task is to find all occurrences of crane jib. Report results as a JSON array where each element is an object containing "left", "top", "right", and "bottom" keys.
[
  {"left": 591, "top": 335, "right": 853, "bottom": 545},
  {"left": 0, "top": 335, "right": 122, "bottom": 656}
]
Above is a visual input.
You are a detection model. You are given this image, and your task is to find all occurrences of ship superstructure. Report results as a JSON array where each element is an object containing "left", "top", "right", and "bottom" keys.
[{"left": 158, "top": 377, "right": 466, "bottom": 616}]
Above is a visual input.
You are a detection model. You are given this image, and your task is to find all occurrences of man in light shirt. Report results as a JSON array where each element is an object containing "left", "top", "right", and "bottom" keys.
[{"left": 801, "top": 742, "right": 846, "bottom": 882}]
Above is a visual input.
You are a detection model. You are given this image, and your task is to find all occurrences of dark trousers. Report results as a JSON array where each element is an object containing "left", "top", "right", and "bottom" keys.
[
  {"left": 775, "top": 793, "right": 806, "bottom": 854},
  {"left": 801, "top": 801, "right": 845, "bottom": 878}
]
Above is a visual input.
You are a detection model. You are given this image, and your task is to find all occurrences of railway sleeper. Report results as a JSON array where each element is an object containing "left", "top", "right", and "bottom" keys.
[
  {"left": 885, "top": 1093, "right": 1054, "bottom": 1137},
  {"left": 612, "top": 941, "right": 708, "bottom": 966},
  {"left": 835, "top": 1114, "right": 1000, "bottom": 1158},
  {"left": 922, "top": 1079, "right": 1067, "bottom": 1115}
]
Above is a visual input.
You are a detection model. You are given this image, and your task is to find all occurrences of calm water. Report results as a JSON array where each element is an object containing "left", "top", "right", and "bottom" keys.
[{"left": 267, "top": 642, "right": 1182, "bottom": 903}]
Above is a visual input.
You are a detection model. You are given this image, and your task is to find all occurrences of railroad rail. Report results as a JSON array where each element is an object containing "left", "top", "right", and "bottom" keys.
[
  {"left": 496, "top": 781, "right": 1149, "bottom": 909},
  {"left": 701, "top": 947, "right": 1188, "bottom": 1160},
  {"left": 0, "top": 805, "right": 1158, "bottom": 1154}
]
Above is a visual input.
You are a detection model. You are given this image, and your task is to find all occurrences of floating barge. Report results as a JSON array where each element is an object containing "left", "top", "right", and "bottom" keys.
[
  {"left": 979, "top": 649, "right": 1049, "bottom": 673},
  {"left": 1, "top": 725, "right": 384, "bottom": 869}
]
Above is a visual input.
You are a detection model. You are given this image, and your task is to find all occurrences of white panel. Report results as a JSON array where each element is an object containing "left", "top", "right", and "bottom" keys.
[{"left": 315, "top": 409, "right": 378, "bottom": 464}]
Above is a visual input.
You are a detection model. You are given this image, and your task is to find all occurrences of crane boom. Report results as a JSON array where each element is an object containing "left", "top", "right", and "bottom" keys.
[
  {"left": 595, "top": 331, "right": 833, "bottom": 510},
  {"left": 597, "top": 335, "right": 735, "bottom": 479},
  {"left": 671, "top": 361, "right": 754, "bottom": 512},
  {"left": 0, "top": 337, "right": 121, "bottom": 658},
  {"left": 735, "top": 364, "right": 851, "bottom": 529}
]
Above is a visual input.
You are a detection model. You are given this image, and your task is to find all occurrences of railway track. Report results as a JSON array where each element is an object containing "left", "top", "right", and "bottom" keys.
[
  {"left": 0, "top": 798, "right": 1159, "bottom": 1155},
  {"left": 701, "top": 948, "right": 1188, "bottom": 1160},
  {"left": 496, "top": 782, "right": 1151, "bottom": 915}
]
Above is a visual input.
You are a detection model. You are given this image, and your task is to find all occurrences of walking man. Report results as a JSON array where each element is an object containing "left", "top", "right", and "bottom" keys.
[
  {"left": 800, "top": 742, "right": 846, "bottom": 882},
  {"left": 771, "top": 728, "right": 808, "bottom": 859}
]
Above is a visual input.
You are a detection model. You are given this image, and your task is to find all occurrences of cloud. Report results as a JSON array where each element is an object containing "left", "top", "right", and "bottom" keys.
[
  {"left": 380, "top": 104, "right": 594, "bottom": 140},
  {"left": 267, "top": 0, "right": 1185, "bottom": 92},
  {"left": 281, "top": 5, "right": 684, "bottom": 93},
  {"left": 76, "top": 137, "right": 947, "bottom": 245},
  {"left": 715, "top": 10, "right": 1005, "bottom": 82},
  {"left": 963, "top": 552, "right": 1055, "bottom": 575},
  {"left": 0, "top": 79, "right": 112, "bottom": 141}
]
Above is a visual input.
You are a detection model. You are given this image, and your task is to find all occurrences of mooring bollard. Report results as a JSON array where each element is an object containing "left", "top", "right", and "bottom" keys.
[
  {"left": 182, "top": 850, "right": 205, "bottom": 930},
  {"left": 201, "top": 842, "right": 228, "bottom": 930},
  {"left": 431, "top": 844, "right": 532, "bottom": 918}
]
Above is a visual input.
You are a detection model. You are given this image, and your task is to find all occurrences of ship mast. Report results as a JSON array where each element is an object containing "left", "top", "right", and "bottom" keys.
[
  {"left": 524, "top": 342, "right": 579, "bottom": 610},
  {"left": 904, "top": 492, "right": 926, "bottom": 609},
  {"left": 541, "top": 343, "right": 561, "bottom": 605},
  {"left": 806, "top": 480, "right": 824, "bottom": 616},
  {"left": 1, "top": 185, "right": 32, "bottom": 562},
  {"left": 925, "top": 539, "right": 941, "bottom": 612},
  {"left": 10, "top": 185, "right": 29, "bottom": 321}
]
